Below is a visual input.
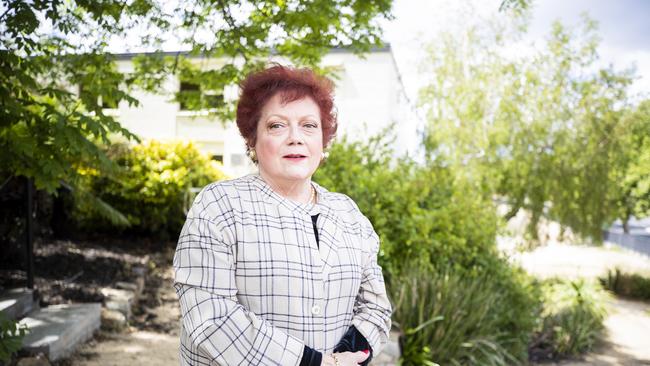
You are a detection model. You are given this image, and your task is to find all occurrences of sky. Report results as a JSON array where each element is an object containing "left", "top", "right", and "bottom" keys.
[{"left": 382, "top": 0, "right": 650, "bottom": 102}]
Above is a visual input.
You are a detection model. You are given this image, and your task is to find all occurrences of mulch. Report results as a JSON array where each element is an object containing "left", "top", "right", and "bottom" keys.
[{"left": 0, "top": 238, "right": 172, "bottom": 307}]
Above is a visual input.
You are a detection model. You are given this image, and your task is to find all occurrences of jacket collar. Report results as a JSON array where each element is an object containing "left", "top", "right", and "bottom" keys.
[{"left": 247, "top": 173, "right": 331, "bottom": 216}]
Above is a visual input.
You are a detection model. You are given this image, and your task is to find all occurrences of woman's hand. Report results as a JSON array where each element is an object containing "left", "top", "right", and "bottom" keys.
[{"left": 322, "top": 351, "right": 369, "bottom": 366}]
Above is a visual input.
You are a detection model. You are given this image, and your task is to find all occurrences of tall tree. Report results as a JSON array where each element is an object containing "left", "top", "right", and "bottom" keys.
[
  {"left": 0, "top": 0, "right": 393, "bottom": 192},
  {"left": 418, "top": 14, "right": 644, "bottom": 241},
  {"left": 614, "top": 100, "right": 650, "bottom": 232}
]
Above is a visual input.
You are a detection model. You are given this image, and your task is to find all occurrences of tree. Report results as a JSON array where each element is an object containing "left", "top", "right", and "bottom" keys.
[
  {"left": 614, "top": 100, "right": 650, "bottom": 231},
  {"left": 0, "top": 0, "right": 393, "bottom": 193},
  {"left": 418, "top": 14, "right": 645, "bottom": 242}
]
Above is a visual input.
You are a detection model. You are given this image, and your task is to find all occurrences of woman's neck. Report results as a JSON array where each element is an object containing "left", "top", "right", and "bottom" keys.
[{"left": 259, "top": 172, "right": 313, "bottom": 204}]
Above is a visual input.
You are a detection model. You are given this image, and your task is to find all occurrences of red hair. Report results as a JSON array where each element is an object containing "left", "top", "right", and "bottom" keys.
[{"left": 236, "top": 64, "right": 337, "bottom": 151}]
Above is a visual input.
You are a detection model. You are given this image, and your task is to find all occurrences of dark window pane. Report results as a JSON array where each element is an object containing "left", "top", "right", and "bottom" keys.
[
  {"left": 179, "top": 82, "right": 201, "bottom": 110},
  {"left": 205, "top": 94, "right": 224, "bottom": 109}
]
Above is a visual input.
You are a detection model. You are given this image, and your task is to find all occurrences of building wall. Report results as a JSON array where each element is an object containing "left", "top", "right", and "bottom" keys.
[
  {"left": 322, "top": 51, "right": 420, "bottom": 158},
  {"left": 108, "top": 49, "right": 418, "bottom": 178}
]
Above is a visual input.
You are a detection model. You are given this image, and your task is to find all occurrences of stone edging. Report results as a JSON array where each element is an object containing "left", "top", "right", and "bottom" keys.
[{"left": 100, "top": 265, "right": 147, "bottom": 331}]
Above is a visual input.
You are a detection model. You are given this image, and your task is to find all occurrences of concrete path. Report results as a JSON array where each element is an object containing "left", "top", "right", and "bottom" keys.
[
  {"left": 511, "top": 243, "right": 650, "bottom": 280},
  {"left": 508, "top": 243, "right": 650, "bottom": 365}
]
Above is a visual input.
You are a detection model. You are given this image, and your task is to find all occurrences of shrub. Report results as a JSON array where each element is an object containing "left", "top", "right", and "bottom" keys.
[
  {"left": 73, "top": 140, "right": 227, "bottom": 239},
  {"left": 0, "top": 312, "right": 28, "bottom": 363},
  {"left": 315, "top": 135, "right": 499, "bottom": 280},
  {"left": 391, "top": 265, "right": 540, "bottom": 366},
  {"left": 530, "top": 279, "right": 608, "bottom": 360},
  {"left": 599, "top": 268, "right": 650, "bottom": 301}
]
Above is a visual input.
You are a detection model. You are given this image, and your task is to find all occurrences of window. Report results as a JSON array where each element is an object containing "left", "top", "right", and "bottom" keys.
[
  {"left": 178, "top": 81, "right": 224, "bottom": 111},
  {"left": 204, "top": 91, "right": 225, "bottom": 110},
  {"left": 178, "top": 82, "right": 200, "bottom": 110}
]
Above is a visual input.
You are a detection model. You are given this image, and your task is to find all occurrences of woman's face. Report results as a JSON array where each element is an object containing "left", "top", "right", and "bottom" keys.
[{"left": 255, "top": 93, "right": 323, "bottom": 188}]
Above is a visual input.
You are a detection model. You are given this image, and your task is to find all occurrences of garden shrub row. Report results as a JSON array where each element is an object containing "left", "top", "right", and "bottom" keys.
[{"left": 600, "top": 268, "right": 650, "bottom": 301}]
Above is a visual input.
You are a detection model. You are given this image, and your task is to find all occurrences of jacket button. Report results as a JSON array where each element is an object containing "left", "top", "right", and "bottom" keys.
[{"left": 311, "top": 305, "right": 321, "bottom": 315}]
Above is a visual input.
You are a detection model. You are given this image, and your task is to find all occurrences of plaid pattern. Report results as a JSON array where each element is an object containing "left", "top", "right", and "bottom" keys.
[{"left": 174, "top": 174, "right": 392, "bottom": 365}]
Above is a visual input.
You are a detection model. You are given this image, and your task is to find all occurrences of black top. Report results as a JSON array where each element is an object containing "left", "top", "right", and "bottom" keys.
[{"left": 311, "top": 214, "right": 320, "bottom": 248}]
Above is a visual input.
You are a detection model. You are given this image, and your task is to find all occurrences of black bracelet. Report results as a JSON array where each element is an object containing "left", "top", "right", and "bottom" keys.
[{"left": 299, "top": 345, "right": 323, "bottom": 366}]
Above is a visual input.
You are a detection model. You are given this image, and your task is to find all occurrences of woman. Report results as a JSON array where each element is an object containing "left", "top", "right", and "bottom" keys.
[{"left": 174, "top": 64, "right": 392, "bottom": 366}]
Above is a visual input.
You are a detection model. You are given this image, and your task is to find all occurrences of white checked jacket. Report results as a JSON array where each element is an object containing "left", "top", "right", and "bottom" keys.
[{"left": 173, "top": 174, "right": 392, "bottom": 365}]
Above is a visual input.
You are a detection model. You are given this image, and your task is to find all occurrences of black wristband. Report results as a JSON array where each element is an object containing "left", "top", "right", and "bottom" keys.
[{"left": 299, "top": 345, "right": 323, "bottom": 366}]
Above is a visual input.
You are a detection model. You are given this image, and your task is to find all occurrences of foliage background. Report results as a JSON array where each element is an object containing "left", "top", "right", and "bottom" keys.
[{"left": 418, "top": 14, "right": 650, "bottom": 242}]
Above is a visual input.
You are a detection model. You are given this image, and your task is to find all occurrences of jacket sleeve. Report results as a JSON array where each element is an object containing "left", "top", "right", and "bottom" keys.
[
  {"left": 350, "top": 209, "right": 393, "bottom": 356},
  {"left": 173, "top": 187, "right": 305, "bottom": 365}
]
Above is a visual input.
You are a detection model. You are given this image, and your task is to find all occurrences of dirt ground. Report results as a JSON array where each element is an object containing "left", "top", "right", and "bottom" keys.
[{"left": 1, "top": 240, "right": 149, "bottom": 306}]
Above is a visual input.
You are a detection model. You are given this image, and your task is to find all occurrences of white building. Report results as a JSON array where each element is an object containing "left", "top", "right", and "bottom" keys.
[{"left": 108, "top": 46, "right": 419, "bottom": 177}]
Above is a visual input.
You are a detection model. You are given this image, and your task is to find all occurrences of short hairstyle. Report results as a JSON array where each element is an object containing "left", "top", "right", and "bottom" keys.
[{"left": 236, "top": 64, "right": 337, "bottom": 152}]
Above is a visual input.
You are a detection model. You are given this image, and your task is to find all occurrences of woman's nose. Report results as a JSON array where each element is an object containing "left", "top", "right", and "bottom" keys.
[{"left": 287, "top": 124, "right": 304, "bottom": 144}]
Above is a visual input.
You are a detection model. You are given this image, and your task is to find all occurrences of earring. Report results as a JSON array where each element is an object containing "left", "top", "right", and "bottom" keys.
[
  {"left": 249, "top": 148, "right": 257, "bottom": 163},
  {"left": 321, "top": 151, "right": 329, "bottom": 160}
]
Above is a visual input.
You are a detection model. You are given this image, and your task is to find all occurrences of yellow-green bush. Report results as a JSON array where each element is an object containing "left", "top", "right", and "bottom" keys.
[{"left": 73, "top": 140, "right": 226, "bottom": 239}]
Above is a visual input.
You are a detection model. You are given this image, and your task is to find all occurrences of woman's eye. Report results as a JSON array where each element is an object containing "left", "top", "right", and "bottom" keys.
[
  {"left": 269, "top": 122, "right": 283, "bottom": 129},
  {"left": 304, "top": 122, "right": 318, "bottom": 129}
]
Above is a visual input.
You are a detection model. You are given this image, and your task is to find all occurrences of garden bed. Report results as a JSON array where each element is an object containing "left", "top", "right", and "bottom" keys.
[{"left": 0, "top": 239, "right": 161, "bottom": 307}]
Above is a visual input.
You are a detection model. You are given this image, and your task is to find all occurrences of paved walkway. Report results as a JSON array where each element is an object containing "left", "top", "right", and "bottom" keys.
[
  {"left": 508, "top": 243, "right": 650, "bottom": 365},
  {"left": 512, "top": 243, "right": 650, "bottom": 279}
]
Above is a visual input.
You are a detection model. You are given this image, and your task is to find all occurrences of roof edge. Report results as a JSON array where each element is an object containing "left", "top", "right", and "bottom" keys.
[{"left": 111, "top": 44, "right": 392, "bottom": 60}]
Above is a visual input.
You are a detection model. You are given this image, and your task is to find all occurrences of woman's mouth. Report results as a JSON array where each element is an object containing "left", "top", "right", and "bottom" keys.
[{"left": 283, "top": 154, "right": 308, "bottom": 161}]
